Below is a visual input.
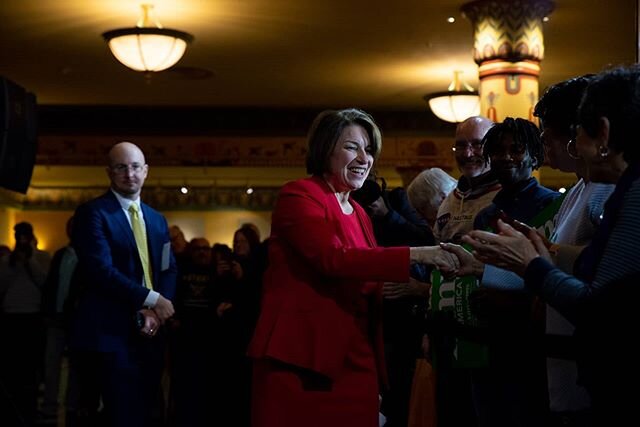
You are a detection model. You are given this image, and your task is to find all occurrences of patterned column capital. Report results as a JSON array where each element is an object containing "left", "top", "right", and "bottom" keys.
[{"left": 461, "top": 0, "right": 555, "bottom": 65}]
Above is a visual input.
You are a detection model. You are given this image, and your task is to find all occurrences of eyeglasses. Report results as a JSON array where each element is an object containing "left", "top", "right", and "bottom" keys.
[
  {"left": 452, "top": 139, "right": 484, "bottom": 152},
  {"left": 110, "top": 163, "right": 145, "bottom": 174}
]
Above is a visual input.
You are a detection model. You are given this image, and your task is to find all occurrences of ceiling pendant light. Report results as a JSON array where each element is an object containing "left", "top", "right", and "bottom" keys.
[
  {"left": 424, "top": 70, "right": 480, "bottom": 123},
  {"left": 102, "top": 3, "right": 194, "bottom": 73}
]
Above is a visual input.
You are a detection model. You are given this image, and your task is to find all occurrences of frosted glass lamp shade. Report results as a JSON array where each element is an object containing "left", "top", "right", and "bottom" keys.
[
  {"left": 425, "top": 92, "right": 480, "bottom": 123},
  {"left": 103, "top": 28, "right": 193, "bottom": 72}
]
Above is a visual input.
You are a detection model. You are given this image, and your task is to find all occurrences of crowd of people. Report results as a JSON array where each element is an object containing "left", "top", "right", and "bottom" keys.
[
  {"left": 1, "top": 64, "right": 639, "bottom": 427},
  {"left": 0, "top": 230, "right": 264, "bottom": 427}
]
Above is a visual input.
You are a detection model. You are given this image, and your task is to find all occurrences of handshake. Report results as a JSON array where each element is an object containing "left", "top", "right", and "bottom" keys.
[
  {"left": 411, "top": 218, "right": 551, "bottom": 279},
  {"left": 410, "top": 244, "right": 483, "bottom": 279}
]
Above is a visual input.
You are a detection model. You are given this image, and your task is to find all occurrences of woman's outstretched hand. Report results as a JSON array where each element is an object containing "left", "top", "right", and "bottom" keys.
[
  {"left": 410, "top": 246, "right": 460, "bottom": 277},
  {"left": 461, "top": 219, "right": 551, "bottom": 276}
]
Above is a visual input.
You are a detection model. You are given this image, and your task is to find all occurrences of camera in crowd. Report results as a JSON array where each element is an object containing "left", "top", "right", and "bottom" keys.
[{"left": 352, "top": 177, "right": 387, "bottom": 207}]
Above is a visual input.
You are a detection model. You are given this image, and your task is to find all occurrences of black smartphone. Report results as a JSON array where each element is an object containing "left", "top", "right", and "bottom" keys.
[{"left": 491, "top": 209, "right": 534, "bottom": 235}]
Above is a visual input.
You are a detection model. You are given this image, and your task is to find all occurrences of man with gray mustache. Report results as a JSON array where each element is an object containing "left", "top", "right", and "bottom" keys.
[
  {"left": 429, "top": 116, "right": 499, "bottom": 427},
  {"left": 434, "top": 116, "right": 499, "bottom": 245}
]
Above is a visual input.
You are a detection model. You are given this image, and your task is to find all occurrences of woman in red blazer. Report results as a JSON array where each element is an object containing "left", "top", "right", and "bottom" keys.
[{"left": 248, "top": 108, "right": 458, "bottom": 427}]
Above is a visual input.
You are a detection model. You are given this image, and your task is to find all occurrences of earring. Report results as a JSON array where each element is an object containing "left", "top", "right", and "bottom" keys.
[
  {"left": 598, "top": 145, "right": 609, "bottom": 158},
  {"left": 566, "top": 139, "right": 582, "bottom": 160}
]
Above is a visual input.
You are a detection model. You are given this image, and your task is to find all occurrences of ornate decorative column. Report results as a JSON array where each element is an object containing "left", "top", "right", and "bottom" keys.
[{"left": 462, "top": 0, "right": 554, "bottom": 122}]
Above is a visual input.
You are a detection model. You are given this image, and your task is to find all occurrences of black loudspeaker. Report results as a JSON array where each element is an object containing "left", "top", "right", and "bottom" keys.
[{"left": 0, "top": 76, "right": 38, "bottom": 194}]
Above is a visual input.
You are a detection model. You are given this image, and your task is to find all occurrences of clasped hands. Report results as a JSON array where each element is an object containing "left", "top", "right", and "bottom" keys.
[
  {"left": 410, "top": 246, "right": 460, "bottom": 277},
  {"left": 442, "top": 219, "right": 552, "bottom": 277},
  {"left": 138, "top": 308, "right": 159, "bottom": 337},
  {"left": 410, "top": 219, "right": 552, "bottom": 278},
  {"left": 382, "top": 247, "right": 457, "bottom": 300},
  {"left": 139, "top": 294, "right": 175, "bottom": 338}
]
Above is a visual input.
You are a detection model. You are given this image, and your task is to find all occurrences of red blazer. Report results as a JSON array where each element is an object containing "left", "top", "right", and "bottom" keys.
[{"left": 247, "top": 176, "right": 410, "bottom": 382}]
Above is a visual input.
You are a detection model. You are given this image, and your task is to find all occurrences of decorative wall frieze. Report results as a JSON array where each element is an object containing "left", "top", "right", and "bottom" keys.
[
  {"left": 22, "top": 186, "right": 281, "bottom": 211},
  {"left": 0, "top": 188, "right": 24, "bottom": 208},
  {"left": 36, "top": 135, "right": 455, "bottom": 170}
]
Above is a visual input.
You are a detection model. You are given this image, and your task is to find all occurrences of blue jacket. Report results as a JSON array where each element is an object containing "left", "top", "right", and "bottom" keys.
[
  {"left": 70, "top": 190, "right": 177, "bottom": 351},
  {"left": 474, "top": 177, "right": 560, "bottom": 230}
]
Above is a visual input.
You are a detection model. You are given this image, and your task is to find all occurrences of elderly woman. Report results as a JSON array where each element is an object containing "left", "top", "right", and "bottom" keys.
[
  {"left": 457, "top": 66, "right": 640, "bottom": 426},
  {"left": 248, "top": 108, "right": 457, "bottom": 427},
  {"left": 406, "top": 167, "right": 457, "bottom": 228}
]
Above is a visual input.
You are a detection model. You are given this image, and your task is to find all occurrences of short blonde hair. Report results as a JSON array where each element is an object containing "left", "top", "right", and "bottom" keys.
[{"left": 406, "top": 168, "right": 456, "bottom": 217}]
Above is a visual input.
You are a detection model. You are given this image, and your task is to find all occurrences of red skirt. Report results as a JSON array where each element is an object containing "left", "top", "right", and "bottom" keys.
[{"left": 251, "top": 317, "right": 379, "bottom": 427}]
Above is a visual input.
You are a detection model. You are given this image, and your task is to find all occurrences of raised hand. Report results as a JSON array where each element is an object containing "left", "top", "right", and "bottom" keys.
[
  {"left": 462, "top": 219, "right": 548, "bottom": 276},
  {"left": 501, "top": 217, "right": 553, "bottom": 249}
]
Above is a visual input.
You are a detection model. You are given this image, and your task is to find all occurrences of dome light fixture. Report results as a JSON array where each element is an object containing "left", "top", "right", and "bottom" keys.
[
  {"left": 102, "top": 3, "right": 194, "bottom": 73},
  {"left": 424, "top": 71, "right": 480, "bottom": 123}
]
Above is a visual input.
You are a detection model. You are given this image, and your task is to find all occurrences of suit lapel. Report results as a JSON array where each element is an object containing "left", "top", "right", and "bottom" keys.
[{"left": 104, "top": 191, "right": 138, "bottom": 252}]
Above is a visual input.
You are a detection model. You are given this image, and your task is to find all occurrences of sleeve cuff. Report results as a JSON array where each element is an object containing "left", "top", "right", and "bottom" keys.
[
  {"left": 143, "top": 290, "right": 160, "bottom": 308},
  {"left": 523, "top": 257, "right": 556, "bottom": 293},
  {"left": 553, "top": 244, "right": 586, "bottom": 275},
  {"left": 481, "top": 264, "right": 524, "bottom": 290}
]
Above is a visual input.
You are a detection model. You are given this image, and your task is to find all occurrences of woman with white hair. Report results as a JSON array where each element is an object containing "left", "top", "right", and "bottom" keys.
[{"left": 406, "top": 168, "right": 457, "bottom": 227}]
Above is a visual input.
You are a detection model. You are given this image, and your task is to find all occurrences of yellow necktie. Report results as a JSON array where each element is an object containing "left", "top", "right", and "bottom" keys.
[{"left": 128, "top": 204, "right": 153, "bottom": 289}]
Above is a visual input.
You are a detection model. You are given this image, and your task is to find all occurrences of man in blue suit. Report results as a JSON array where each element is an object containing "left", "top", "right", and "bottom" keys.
[{"left": 70, "top": 141, "right": 177, "bottom": 427}]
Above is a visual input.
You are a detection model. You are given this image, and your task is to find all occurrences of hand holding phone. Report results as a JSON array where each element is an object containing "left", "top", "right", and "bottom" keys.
[{"left": 495, "top": 210, "right": 552, "bottom": 249}]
